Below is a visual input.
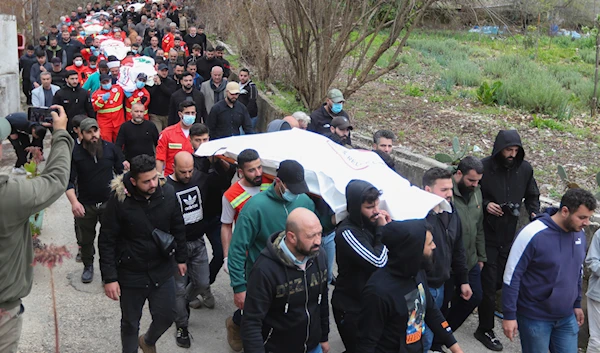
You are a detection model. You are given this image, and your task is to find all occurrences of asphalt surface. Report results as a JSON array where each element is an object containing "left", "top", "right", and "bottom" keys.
[{"left": 4, "top": 139, "right": 522, "bottom": 353}]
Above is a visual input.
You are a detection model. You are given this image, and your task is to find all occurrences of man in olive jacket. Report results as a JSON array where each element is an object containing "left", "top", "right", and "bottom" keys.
[{"left": 0, "top": 106, "right": 74, "bottom": 353}]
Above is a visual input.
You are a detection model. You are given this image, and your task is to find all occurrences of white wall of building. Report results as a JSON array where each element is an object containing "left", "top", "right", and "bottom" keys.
[{"left": 0, "top": 14, "right": 21, "bottom": 118}]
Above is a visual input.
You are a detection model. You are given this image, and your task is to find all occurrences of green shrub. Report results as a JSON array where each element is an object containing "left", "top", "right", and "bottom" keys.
[
  {"left": 404, "top": 84, "right": 424, "bottom": 97},
  {"left": 477, "top": 81, "right": 503, "bottom": 105},
  {"left": 579, "top": 48, "right": 596, "bottom": 64},
  {"left": 442, "top": 60, "right": 482, "bottom": 87},
  {"left": 406, "top": 38, "right": 471, "bottom": 66},
  {"left": 549, "top": 65, "right": 584, "bottom": 90}
]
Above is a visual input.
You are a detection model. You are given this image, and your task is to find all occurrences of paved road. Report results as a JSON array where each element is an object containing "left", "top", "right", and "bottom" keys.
[{"left": 6, "top": 139, "right": 521, "bottom": 353}]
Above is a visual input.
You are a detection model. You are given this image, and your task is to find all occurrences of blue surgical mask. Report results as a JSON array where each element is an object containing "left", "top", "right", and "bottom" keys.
[
  {"left": 92, "top": 50, "right": 100, "bottom": 56},
  {"left": 136, "top": 81, "right": 145, "bottom": 89},
  {"left": 182, "top": 114, "right": 195, "bottom": 126},
  {"left": 80, "top": 31, "right": 86, "bottom": 36},
  {"left": 281, "top": 185, "right": 299, "bottom": 202},
  {"left": 331, "top": 102, "right": 343, "bottom": 114},
  {"left": 89, "top": 64, "right": 97, "bottom": 69},
  {"left": 101, "top": 29, "right": 108, "bottom": 34},
  {"left": 132, "top": 49, "right": 138, "bottom": 54},
  {"left": 101, "top": 83, "right": 112, "bottom": 90}
]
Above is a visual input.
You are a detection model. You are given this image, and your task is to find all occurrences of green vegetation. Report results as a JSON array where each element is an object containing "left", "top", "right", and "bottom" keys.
[{"left": 397, "top": 30, "right": 600, "bottom": 118}]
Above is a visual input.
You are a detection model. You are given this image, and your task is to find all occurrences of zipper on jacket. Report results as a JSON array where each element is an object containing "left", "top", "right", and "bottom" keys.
[
  {"left": 263, "top": 327, "right": 274, "bottom": 345},
  {"left": 303, "top": 269, "right": 310, "bottom": 353}
]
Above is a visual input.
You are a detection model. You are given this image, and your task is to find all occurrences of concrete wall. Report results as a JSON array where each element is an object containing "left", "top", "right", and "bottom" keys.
[{"left": 0, "top": 14, "right": 20, "bottom": 118}]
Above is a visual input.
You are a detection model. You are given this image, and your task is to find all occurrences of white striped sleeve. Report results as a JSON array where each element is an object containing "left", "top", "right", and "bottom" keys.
[
  {"left": 342, "top": 229, "right": 388, "bottom": 268},
  {"left": 503, "top": 220, "right": 547, "bottom": 286}
]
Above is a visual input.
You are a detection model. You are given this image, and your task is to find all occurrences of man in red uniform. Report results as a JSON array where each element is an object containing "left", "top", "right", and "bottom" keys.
[
  {"left": 125, "top": 73, "right": 151, "bottom": 121},
  {"left": 155, "top": 100, "right": 195, "bottom": 177},
  {"left": 65, "top": 53, "right": 93, "bottom": 84},
  {"left": 92, "top": 74, "right": 125, "bottom": 142},
  {"left": 161, "top": 26, "right": 175, "bottom": 53}
]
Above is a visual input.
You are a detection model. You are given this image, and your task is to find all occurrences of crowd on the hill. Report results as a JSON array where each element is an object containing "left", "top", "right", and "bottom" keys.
[{"left": 2, "top": 1, "right": 600, "bottom": 353}]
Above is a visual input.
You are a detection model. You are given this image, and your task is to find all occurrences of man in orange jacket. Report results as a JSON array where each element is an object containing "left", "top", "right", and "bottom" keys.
[
  {"left": 65, "top": 53, "right": 93, "bottom": 84},
  {"left": 125, "top": 73, "right": 151, "bottom": 121},
  {"left": 92, "top": 74, "right": 125, "bottom": 142},
  {"left": 161, "top": 26, "right": 175, "bottom": 52}
]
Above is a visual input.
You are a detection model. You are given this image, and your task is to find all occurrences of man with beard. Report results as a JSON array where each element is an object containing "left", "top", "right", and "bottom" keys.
[
  {"left": 200, "top": 66, "right": 228, "bottom": 115},
  {"left": 242, "top": 208, "right": 330, "bottom": 353},
  {"left": 196, "top": 46, "right": 223, "bottom": 82},
  {"left": 476, "top": 130, "right": 540, "bottom": 351},
  {"left": 156, "top": 100, "right": 196, "bottom": 177},
  {"left": 66, "top": 118, "right": 124, "bottom": 283},
  {"left": 53, "top": 70, "right": 95, "bottom": 139},
  {"left": 308, "top": 88, "right": 351, "bottom": 144},
  {"left": 183, "top": 27, "right": 204, "bottom": 56},
  {"left": 357, "top": 220, "right": 465, "bottom": 353},
  {"left": 147, "top": 63, "right": 177, "bottom": 132},
  {"left": 214, "top": 45, "right": 231, "bottom": 78},
  {"left": 227, "top": 160, "right": 315, "bottom": 352},
  {"left": 434, "top": 157, "right": 486, "bottom": 340},
  {"left": 206, "top": 82, "right": 253, "bottom": 139},
  {"left": 237, "top": 68, "right": 258, "bottom": 127},
  {"left": 167, "top": 71, "right": 207, "bottom": 126},
  {"left": 325, "top": 116, "right": 352, "bottom": 147},
  {"left": 221, "top": 149, "right": 271, "bottom": 275},
  {"left": 503, "top": 188, "right": 596, "bottom": 353},
  {"left": 166, "top": 151, "right": 231, "bottom": 347},
  {"left": 115, "top": 103, "right": 159, "bottom": 162},
  {"left": 421, "top": 167, "right": 471, "bottom": 352},
  {"left": 99, "top": 154, "right": 187, "bottom": 353},
  {"left": 332, "top": 179, "right": 391, "bottom": 353}
]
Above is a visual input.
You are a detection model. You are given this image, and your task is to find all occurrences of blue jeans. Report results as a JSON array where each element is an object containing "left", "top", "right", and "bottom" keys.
[
  {"left": 447, "top": 264, "right": 483, "bottom": 330},
  {"left": 517, "top": 313, "right": 578, "bottom": 353},
  {"left": 308, "top": 344, "right": 323, "bottom": 353},
  {"left": 422, "top": 285, "right": 445, "bottom": 352},
  {"left": 322, "top": 231, "right": 336, "bottom": 283},
  {"left": 174, "top": 239, "right": 210, "bottom": 328}
]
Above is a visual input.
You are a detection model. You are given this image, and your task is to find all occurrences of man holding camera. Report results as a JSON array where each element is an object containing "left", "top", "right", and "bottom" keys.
[{"left": 475, "top": 130, "right": 540, "bottom": 351}]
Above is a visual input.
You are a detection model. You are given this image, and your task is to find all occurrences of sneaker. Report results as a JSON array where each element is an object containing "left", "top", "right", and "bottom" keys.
[
  {"left": 75, "top": 249, "right": 82, "bottom": 263},
  {"left": 81, "top": 265, "right": 93, "bottom": 283},
  {"left": 474, "top": 329, "right": 503, "bottom": 351},
  {"left": 226, "top": 316, "right": 243, "bottom": 352},
  {"left": 189, "top": 296, "right": 202, "bottom": 309},
  {"left": 201, "top": 287, "right": 215, "bottom": 309},
  {"left": 12, "top": 167, "right": 26, "bottom": 175},
  {"left": 138, "top": 335, "right": 157, "bottom": 353},
  {"left": 176, "top": 326, "right": 191, "bottom": 348}
]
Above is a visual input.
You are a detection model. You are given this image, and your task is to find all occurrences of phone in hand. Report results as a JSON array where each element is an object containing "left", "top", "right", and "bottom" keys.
[{"left": 28, "top": 107, "right": 57, "bottom": 123}]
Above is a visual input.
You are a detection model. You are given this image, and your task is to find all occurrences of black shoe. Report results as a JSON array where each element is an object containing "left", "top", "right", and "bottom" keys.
[
  {"left": 474, "top": 329, "right": 503, "bottom": 351},
  {"left": 75, "top": 249, "right": 82, "bottom": 263},
  {"left": 81, "top": 265, "right": 94, "bottom": 283},
  {"left": 176, "top": 326, "right": 191, "bottom": 348},
  {"left": 330, "top": 275, "right": 337, "bottom": 286}
]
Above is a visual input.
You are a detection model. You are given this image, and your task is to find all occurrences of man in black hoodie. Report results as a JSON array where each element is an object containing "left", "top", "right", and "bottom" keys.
[
  {"left": 148, "top": 63, "right": 177, "bottom": 132},
  {"left": 357, "top": 220, "right": 464, "bottom": 353},
  {"left": 421, "top": 167, "right": 471, "bottom": 352},
  {"left": 242, "top": 207, "right": 330, "bottom": 353},
  {"left": 53, "top": 70, "right": 95, "bottom": 139},
  {"left": 167, "top": 71, "right": 207, "bottom": 126},
  {"left": 475, "top": 130, "right": 540, "bottom": 351},
  {"left": 332, "top": 179, "right": 391, "bottom": 353}
]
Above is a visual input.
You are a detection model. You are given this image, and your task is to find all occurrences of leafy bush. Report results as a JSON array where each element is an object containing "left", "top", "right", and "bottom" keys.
[
  {"left": 434, "top": 136, "right": 469, "bottom": 165},
  {"left": 404, "top": 84, "right": 424, "bottom": 97},
  {"left": 407, "top": 38, "right": 471, "bottom": 66},
  {"left": 442, "top": 60, "right": 482, "bottom": 87},
  {"left": 476, "top": 81, "right": 503, "bottom": 105},
  {"left": 579, "top": 48, "right": 596, "bottom": 65}
]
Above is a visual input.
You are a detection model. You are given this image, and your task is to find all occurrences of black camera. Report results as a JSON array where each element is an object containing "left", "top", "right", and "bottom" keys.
[{"left": 501, "top": 202, "right": 521, "bottom": 217}]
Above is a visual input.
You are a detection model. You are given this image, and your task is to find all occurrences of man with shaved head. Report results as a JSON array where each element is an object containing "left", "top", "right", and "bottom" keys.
[
  {"left": 242, "top": 208, "right": 330, "bottom": 353},
  {"left": 283, "top": 116, "right": 300, "bottom": 129},
  {"left": 166, "top": 151, "right": 232, "bottom": 348}
]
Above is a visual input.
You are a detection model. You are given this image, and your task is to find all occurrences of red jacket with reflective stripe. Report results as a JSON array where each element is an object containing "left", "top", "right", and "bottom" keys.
[
  {"left": 92, "top": 85, "right": 125, "bottom": 128},
  {"left": 125, "top": 87, "right": 150, "bottom": 121}
]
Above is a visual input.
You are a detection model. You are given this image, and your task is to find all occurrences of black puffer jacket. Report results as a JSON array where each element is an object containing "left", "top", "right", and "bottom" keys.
[
  {"left": 357, "top": 220, "right": 457, "bottom": 353},
  {"left": 332, "top": 180, "right": 388, "bottom": 312},
  {"left": 242, "top": 231, "right": 329, "bottom": 353},
  {"left": 480, "top": 130, "right": 540, "bottom": 247},
  {"left": 99, "top": 173, "right": 187, "bottom": 288}
]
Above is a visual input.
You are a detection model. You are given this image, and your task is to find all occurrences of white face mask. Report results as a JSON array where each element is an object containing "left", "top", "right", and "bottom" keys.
[{"left": 74, "top": 60, "right": 83, "bottom": 67}]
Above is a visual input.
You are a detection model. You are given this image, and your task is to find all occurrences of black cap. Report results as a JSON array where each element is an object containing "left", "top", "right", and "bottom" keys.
[
  {"left": 331, "top": 116, "right": 353, "bottom": 130},
  {"left": 51, "top": 57, "right": 62, "bottom": 64},
  {"left": 277, "top": 160, "right": 309, "bottom": 195},
  {"left": 100, "top": 73, "right": 111, "bottom": 82},
  {"left": 98, "top": 60, "right": 109, "bottom": 69},
  {"left": 39, "top": 36, "right": 47, "bottom": 41},
  {"left": 158, "top": 63, "right": 169, "bottom": 71}
]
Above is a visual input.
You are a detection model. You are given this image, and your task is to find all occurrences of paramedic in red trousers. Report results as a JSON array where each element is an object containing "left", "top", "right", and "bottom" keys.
[
  {"left": 124, "top": 73, "right": 150, "bottom": 121},
  {"left": 502, "top": 188, "right": 596, "bottom": 353},
  {"left": 242, "top": 208, "right": 330, "bottom": 353},
  {"left": 92, "top": 74, "right": 125, "bottom": 143},
  {"left": 155, "top": 100, "right": 195, "bottom": 177}
]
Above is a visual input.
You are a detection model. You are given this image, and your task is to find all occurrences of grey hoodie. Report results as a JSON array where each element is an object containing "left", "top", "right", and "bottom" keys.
[{"left": 586, "top": 229, "right": 600, "bottom": 302}]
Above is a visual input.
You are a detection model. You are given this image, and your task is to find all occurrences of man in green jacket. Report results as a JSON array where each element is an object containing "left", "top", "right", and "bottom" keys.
[
  {"left": 226, "top": 159, "right": 315, "bottom": 352},
  {"left": 0, "top": 106, "right": 74, "bottom": 353},
  {"left": 447, "top": 156, "right": 486, "bottom": 328}
]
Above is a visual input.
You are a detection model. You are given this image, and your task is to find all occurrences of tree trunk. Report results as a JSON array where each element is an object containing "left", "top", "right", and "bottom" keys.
[
  {"left": 592, "top": 31, "right": 600, "bottom": 117},
  {"left": 32, "top": 0, "right": 39, "bottom": 42}
]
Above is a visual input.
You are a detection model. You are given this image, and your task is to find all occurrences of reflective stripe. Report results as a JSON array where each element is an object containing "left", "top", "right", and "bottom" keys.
[
  {"left": 94, "top": 100, "right": 104, "bottom": 108},
  {"left": 98, "top": 106, "right": 123, "bottom": 114},
  {"left": 230, "top": 192, "right": 251, "bottom": 208},
  {"left": 113, "top": 92, "right": 121, "bottom": 101},
  {"left": 260, "top": 183, "right": 270, "bottom": 191}
]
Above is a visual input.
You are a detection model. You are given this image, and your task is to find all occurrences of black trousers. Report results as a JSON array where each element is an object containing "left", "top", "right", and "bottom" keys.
[
  {"left": 76, "top": 203, "right": 105, "bottom": 266},
  {"left": 478, "top": 245, "right": 510, "bottom": 332},
  {"left": 22, "top": 78, "right": 32, "bottom": 105},
  {"left": 8, "top": 132, "right": 43, "bottom": 167},
  {"left": 333, "top": 306, "right": 359, "bottom": 353},
  {"left": 120, "top": 277, "right": 176, "bottom": 353}
]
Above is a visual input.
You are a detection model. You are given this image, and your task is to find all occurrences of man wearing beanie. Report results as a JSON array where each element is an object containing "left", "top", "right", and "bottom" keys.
[{"left": 357, "top": 220, "right": 464, "bottom": 353}]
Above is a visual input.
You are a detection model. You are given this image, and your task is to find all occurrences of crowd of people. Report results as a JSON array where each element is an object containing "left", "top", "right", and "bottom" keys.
[{"left": 2, "top": 1, "right": 600, "bottom": 353}]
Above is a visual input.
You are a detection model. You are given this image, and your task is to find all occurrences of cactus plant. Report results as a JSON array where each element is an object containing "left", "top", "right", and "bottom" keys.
[{"left": 434, "top": 136, "right": 469, "bottom": 165}]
